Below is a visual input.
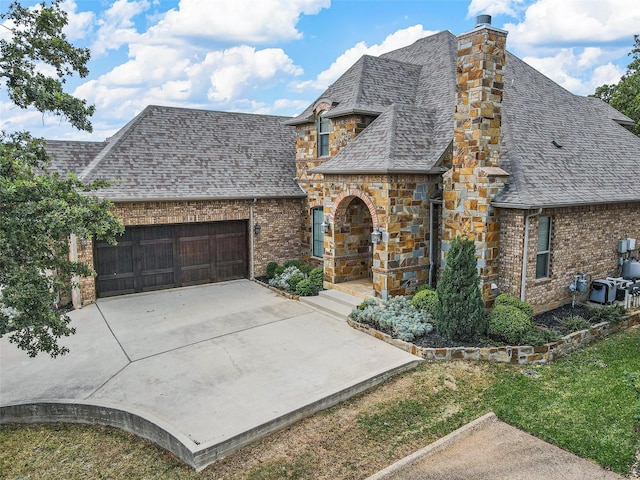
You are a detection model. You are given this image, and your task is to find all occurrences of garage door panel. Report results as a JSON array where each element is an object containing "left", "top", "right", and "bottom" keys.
[
  {"left": 95, "top": 231, "right": 136, "bottom": 297},
  {"left": 95, "top": 221, "right": 247, "bottom": 297}
]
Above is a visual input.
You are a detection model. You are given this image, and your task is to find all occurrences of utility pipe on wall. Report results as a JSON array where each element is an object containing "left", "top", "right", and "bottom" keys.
[
  {"left": 520, "top": 208, "right": 542, "bottom": 301},
  {"left": 428, "top": 199, "right": 443, "bottom": 288},
  {"left": 249, "top": 199, "right": 256, "bottom": 280}
]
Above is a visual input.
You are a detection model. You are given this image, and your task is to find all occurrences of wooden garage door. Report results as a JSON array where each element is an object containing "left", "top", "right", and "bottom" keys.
[{"left": 94, "top": 221, "right": 247, "bottom": 298}]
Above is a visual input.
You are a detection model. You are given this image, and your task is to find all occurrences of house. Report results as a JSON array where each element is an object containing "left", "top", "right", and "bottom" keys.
[
  {"left": 48, "top": 16, "right": 640, "bottom": 313},
  {"left": 47, "top": 107, "right": 304, "bottom": 303}
]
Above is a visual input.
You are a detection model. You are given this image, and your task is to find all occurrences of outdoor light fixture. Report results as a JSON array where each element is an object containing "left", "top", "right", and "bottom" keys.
[
  {"left": 371, "top": 227, "right": 382, "bottom": 244},
  {"left": 253, "top": 224, "right": 261, "bottom": 235},
  {"left": 321, "top": 218, "right": 330, "bottom": 234},
  {"left": 80, "top": 236, "right": 88, "bottom": 247}
]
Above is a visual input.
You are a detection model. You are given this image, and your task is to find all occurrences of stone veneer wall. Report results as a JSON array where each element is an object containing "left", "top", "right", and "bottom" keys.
[
  {"left": 498, "top": 202, "right": 640, "bottom": 312},
  {"left": 294, "top": 115, "right": 375, "bottom": 264},
  {"left": 323, "top": 174, "right": 440, "bottom": 298},
  {"left": 443, "top": 23, "right": 509, "bottom": 304},
  {"left": 77, "top": 198, "right": 302, "bottom": 304}
]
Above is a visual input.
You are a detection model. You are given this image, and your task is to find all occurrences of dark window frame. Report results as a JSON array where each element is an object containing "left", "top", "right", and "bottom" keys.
[
  {"left": 535, "top": 215, "right": 552, "bottom": 279},
  {"left": 312, "top": 207, "right": 325, "bottom": 258},
  {"left": 317, "top": 112, "right": 330, "bottom": 157}
]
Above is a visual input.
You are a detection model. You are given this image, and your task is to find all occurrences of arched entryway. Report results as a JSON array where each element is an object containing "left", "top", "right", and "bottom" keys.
[{"left": 330, "top": 195, "right": 375, "bottom": 283}]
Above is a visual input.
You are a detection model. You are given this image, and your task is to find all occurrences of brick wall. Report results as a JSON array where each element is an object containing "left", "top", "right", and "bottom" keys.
[
  {"left": 498, "top": 202, "right": 640, "bottom": 312},
  {"left": 78, "top": 198, "right": 302, "bottom": 304}
]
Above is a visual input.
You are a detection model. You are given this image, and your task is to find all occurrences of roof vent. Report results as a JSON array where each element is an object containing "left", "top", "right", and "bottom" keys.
[
  {"left": 476, "top": 14, "right": 492, "bottom": 27},
  {"left": 552, "top": 140, "right": 563, "bottom": 148}
]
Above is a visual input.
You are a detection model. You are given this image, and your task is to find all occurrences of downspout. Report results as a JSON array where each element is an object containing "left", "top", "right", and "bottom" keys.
[
  {"left": 520, "top": 208, "right": 542, "bottom": 301},
  {"left": 249, "top": 199, "right": 256, "bottom": 280},
  {"left": 428, "top": 199, "right": 443, "bottom": 288},
  {"left": 69, "top": 234, "right": 81, "bottom": 309}
]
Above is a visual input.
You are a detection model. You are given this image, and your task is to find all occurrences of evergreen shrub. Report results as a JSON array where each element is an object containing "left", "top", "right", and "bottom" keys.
[
  {"left": 488, "top": 305, "right": 532, "bottom": 344},
  {"left": 435, "top": 236, "right": 487, "bottom": 341},
  {"left": 266, "top": 261, "right": 279, "bottom": 279},
  {"left": 494, "top": 293, "right": 534, "bottom": 318},
  {"left": 411, "top": 289, "right": 438, "bottom": 316}
]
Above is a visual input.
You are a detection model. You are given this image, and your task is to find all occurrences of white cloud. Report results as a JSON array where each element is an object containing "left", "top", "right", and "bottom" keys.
[
  {"left": 91, "top": 0, "right": 150, "bottom": 56},
  {"left": 523, "top": 48, "right": 625, "bottom": 96},
  {"left": 204, "top": 46, "right": 302, "bottom": 102},
  {"left": 60, "top": 0, "right": 95, "bottom": 41},
  {"left": 291, "top": 24, "right": 437, "bottom": 92},
  {"left": 152, "top": 0, "right": 330, "bottom": 43},
  {"left": 504, "top": 0, "right": 640, "bottom": 47},
  {"left": 467, "top": 0, "right": 525, "bottom": 18}
]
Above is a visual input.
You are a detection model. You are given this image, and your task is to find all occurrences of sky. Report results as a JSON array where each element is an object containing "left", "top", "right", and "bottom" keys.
[{"left": 1, "top": 0, "right": 639, "bottom": 141}]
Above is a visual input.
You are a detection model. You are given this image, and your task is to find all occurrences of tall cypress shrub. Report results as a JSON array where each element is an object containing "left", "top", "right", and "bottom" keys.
[{"left": 435, "top": 236, "right": 487, "bottom": 341}]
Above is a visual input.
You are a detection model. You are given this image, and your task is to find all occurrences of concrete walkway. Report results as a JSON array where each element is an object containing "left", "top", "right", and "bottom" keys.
[
  {"left": 0, "top": 280, "right": 421, "bottom": 470},
  {"left": 368, "top": 412, "right": 625, "bottom": 480}
]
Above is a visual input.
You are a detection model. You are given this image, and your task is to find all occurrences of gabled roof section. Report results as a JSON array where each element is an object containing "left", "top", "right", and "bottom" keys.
[
  {"left": 285, "top": 55, "right": 422, "bottom": 125},
  {"left": 46, "top": 140, "right": 106, "bottom": 177},
  {"left": 312, "top": 104, "right": 447, "bottom": 174},
  {"left": 494, "top": 52, "right": 640, "bottom": 208},
  {"left": 48, "top": 106, "right": 304, "bottom": 201}
]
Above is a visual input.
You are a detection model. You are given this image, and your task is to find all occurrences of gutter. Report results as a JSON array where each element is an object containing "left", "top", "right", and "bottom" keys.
[
  {"left": 520, "top": 208, "right": 542, "bottom": 302},
  {"left": 106, "top": 193, "right": 307, "bottom": 203},
  {"left": 313, "top": 167, "right": 449, "bottom": 176},
  {"left": 492, "top": 198, "right": 640, "bottom": 210}
]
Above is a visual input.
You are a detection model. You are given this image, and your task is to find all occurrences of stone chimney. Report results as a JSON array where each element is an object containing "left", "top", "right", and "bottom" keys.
[{"left": 442, "top": 15, "right": 510, "bottom": 303}]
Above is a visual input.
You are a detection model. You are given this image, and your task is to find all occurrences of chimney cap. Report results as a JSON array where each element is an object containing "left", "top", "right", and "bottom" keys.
[{"left": 476, "top": 14, "right": 492, "bottom": 27}]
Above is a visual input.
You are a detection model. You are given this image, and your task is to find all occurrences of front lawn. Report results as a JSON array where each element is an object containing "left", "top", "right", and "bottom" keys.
[{"left": 1, "top": 329, "right": 638, "bottom": 479}]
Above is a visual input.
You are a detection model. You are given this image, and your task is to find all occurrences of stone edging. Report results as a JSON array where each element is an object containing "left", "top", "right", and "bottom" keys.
[
  {"left": 253, "top": 279, "right": 299, "bottom": 300},
  {"left": 348, "top": 310, "right": 640, "bottom": 364}
]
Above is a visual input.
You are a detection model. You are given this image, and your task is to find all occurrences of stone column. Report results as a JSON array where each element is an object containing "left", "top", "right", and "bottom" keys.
[{"left": 442, "top": 16, "right": 509, "bottom": 304}]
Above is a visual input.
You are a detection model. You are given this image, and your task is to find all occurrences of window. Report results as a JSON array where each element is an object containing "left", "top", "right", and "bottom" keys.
[
  {"left": 317, "top": 112, "right": 330, "bottom": 157},
  {"left": 536, "top": 216, "right": 552, "bottom": 279},
  {"left": 312, "top": 207, "right": 325, "bottom": 258}
]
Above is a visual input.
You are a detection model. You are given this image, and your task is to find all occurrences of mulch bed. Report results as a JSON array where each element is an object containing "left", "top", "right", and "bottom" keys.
[{"left": 356, "top": 302, "right": 601, "bottom": 349}]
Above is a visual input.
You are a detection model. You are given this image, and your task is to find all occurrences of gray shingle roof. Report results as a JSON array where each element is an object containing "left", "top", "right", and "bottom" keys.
[
  {"left": 307, "top": 30, "right": 640, "bottom": 207},
  {"left": 45, "top": 140, "right": 106, "bottom": 177},
  {"left": 47, "top": 106, "right": 304, "bottom": 201},
  {"left": 494, "top": 52, "right": 640, "bottom": 207},
  {"left": 313, "top": 104, "right": 447, "bottom": 174}
]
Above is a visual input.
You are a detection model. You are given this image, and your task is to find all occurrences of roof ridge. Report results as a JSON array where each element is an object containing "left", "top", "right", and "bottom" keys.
[
  {"left": 78, "top": 106, "right": 153, "bottom": 182},
  {"left": 353, "top": 56, "right": 368, "bottom": 108},
  {"left": 387, "top": 104, "right": 398, "bottom": 164}
]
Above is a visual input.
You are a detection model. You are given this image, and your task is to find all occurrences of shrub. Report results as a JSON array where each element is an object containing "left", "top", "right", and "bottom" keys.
[
  {"left": 288, "top": 273, "right": 305, "bottom": 292},
  {"left": 274, "top": 265, "right": 285, "bottom": 277},
  {"left": 520, "top": 327, "right": 562, "bottom": 346},
  {"left": 283, "top": 260, "right": 303, "bottom": 270},
  {"left": 586, "top": 304, "right": 627, "bottom": 324},
  {"left": 295, "top": 279, "right": 316, "bottom": 296},
  {"left": 350, "top": 296, "right": 433, "bottom": 342},
  {"left": 493, "top": 293, "right": 534, "bottom": 318},
  {"left": 309, "top": 267, "right": 324, "bottom": 291},
  {"left": 266, "top": 261, "right": 279, "bottom": 279},
  {"left": 269, "top": 266, "right": 304, "bottom": 292},
  {"left": 435, "top": 236, "right": 487, "bottom": 341},
  {"left": 411, "top": 289, "right": 438, "bottom": 316},
  {"left": 299, "top": 263, "right": 313, "bottom": 275},
  {"left": 488, "top": 305, "right": 533, "bottom": 344},
  {"left": 559, "top": 315, "right": 591, "bottom": 332},
  {"left": 415, "top": 284, "right": 433, "bottom": 293}
]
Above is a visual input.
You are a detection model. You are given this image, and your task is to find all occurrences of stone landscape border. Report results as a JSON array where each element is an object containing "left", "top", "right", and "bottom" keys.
[{"left": 348, "top": 309, "right": 640, "bottom": 364}]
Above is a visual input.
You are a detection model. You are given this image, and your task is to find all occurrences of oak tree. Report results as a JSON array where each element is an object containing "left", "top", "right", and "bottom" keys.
[{"left": 1, "top": 1, "right": 122, "bottom": 357}]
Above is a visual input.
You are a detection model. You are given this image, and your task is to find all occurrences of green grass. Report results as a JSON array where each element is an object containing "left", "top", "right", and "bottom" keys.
[
  {"left": 484, "top": 330, "right": 640, "bottom": 473},
  {"left": 0, "top": 329, "right": 638, "bottom": 478}
]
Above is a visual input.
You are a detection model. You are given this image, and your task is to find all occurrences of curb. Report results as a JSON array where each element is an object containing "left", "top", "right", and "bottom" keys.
[{"left": 365, "top": 412, "right": 498, "bottom": 479}]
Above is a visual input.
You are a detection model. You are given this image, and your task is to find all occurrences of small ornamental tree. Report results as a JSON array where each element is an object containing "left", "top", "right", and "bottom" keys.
[{"left": 435, "top": 236, "right": 487, "bottom": 341}]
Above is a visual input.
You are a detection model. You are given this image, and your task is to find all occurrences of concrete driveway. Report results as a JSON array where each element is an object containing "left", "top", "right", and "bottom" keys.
[{"left": 0, "top": 280, "right": 421, "bottom": 470}]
